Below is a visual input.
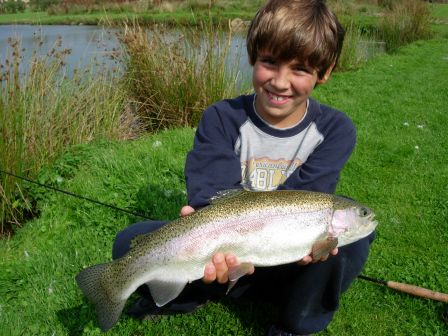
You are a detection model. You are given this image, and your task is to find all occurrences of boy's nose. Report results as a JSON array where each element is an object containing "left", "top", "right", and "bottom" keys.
[{"left": 270, "top": 68, "right": 290, "bottom": 90}]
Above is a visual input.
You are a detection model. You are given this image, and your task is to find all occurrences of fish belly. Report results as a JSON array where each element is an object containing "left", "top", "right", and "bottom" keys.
[
  {"left": 116, "top": 207, "right": 330, "bottom": 303},
  {"left": 172, "top": 208, "right": 331, "bottom": 268}
]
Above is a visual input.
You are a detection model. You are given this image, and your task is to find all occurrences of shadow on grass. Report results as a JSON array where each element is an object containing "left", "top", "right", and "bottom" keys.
[
  {"left": 56, "top": 299, "right": 97, "bottom": 336},
  {"left": 220, "top": 298, "right": 280, "bottom": 334}
]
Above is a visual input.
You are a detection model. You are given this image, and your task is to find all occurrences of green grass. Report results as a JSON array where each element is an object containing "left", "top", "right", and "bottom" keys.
[
  {"left": 314, "top": 38, "right": 448, "bottom": 335},
  {"left": 0, "top": 8, "right": 256, "bottom": 26},
  {"left": 431, "top": 3, "right": 448, "bottom": 19},
  {"left": 430, "top": 3, "right": 448, "bottom": 37},
  {"left": 1, "top": 37, "right": 447, "bottom": 335}
]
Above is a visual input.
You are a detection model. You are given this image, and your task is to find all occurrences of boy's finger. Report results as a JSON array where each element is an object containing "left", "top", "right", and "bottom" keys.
[
  {"left": 298, "top": 255, "right": 312, "bottom": 265},
  {"left": 180, "top": 205, "right": 195, "bottom": 217},
  {"left": 202, "top": 263, "right": 216, "bottom": 284},
  {"left": 213, "top": 253, "right": 229, "bottom": 284},
  {"left": 225, "top": 254, "right": 238, "bottom": 267},
  {"left": 317, "top": 254, "right": 329, "bottom": 262}
]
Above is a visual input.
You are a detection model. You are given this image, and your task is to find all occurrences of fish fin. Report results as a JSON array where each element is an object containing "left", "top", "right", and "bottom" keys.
[
  {"left": 147, "top": 280, "right": 187, "bottom": 307},
  {"left": 210, "top": 189, "right": 247, "bottom": 204},
  {"left": 76, "top": 263, "right": 126, "bottom": 332},
  {"left": 226, "top": 262, "right": 254, "bottom": 294},
  {"left": 311, "top": 237, "right": 338, "bottom": 260}
]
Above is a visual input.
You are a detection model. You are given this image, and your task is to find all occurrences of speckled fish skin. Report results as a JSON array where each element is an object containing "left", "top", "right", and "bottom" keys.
[{"left": 76, "top": 190, "right": 377, "bottom": 331}]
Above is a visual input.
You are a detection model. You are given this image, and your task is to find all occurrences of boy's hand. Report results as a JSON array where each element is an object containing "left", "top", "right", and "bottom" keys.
[
  {"left": 297, "top": 248, "right": 338, "bottom": 265},
  {"left": 203, "top": 253, "right": 252, "bottom": 284},
  {"left": 180, "top": 205, "right": 255, "bottom": 284},
  {"left": 180, "top": 205, "right": 195, "bottom": 217}
]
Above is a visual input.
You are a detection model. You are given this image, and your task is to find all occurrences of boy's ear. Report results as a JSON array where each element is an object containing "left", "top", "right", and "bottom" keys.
[{"left": 317, "top": 62, "right": 335, "bottom": 84}]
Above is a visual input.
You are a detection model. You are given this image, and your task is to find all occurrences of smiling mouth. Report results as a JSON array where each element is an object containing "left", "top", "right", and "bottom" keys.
[{"left": 266, "top": 91, "right": 291, "bottom": 104}]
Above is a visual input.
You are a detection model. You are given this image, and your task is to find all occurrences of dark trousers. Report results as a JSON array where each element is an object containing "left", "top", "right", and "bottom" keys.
[{"left": 112, "top": 221, "right": 375, "bottom": 335}]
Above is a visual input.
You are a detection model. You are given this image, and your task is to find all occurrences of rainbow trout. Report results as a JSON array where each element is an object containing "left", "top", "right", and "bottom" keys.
[{"left": 76, "top": 190, "right": 377, "bottom": 331}]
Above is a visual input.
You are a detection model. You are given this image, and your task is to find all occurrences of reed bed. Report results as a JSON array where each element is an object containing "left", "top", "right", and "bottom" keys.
[
  {"left": 0, "top": 35, "right": 138, "bottom": 234},
  {"left": 378, "top": 0, "right": 432, "bottom": 52},
  {"left": 119, "top": 20, "right": 250, "bottom": 131}
]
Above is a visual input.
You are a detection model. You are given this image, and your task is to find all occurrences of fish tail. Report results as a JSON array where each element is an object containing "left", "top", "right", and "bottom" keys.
[{"left": 76, "top": 263, "right": 126, "bottom": 332}]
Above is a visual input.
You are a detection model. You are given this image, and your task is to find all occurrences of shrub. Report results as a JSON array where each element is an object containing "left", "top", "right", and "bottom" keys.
[
  {"left": 377, "top": 0, "right": 394, "bottom": 9},
  {"left": 0, "top": 0, "right": 26, "bottom": 14},
  {"left": 29, "top": 0, "right": 60, "bottom": 11}
]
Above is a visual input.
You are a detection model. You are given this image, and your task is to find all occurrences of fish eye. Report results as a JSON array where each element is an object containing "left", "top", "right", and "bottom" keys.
[{"left": 358, "top": 207, "right": 370, "bottom": 217}]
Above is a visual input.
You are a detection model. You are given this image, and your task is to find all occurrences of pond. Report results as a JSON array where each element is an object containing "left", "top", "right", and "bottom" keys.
[
  {"left": 0, "top": 25, "right": 385, "bottom": 82},
  {"left": 0, "top": 25, "right": 123, "bottom": 74},
  {"left": 0, "top": 24, "right": 252, "bottom": 81}
]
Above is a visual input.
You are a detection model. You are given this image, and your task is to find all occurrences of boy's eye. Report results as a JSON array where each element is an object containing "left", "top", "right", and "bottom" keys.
[
  {"left": 292, "top": 65, "right": 313, "bottom": 74},
  {"left": 259, "top": 56, "right": 276, "bottom": 65}
]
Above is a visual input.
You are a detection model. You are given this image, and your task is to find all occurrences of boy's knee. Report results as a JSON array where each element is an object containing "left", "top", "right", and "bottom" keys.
[
  {"left": 279, "top": 233, "right": 375, "bottom": 333},
  {"left": 112, "top": 229, "right": 130, "bottom": 260},
  {"left": 281, "top": 311, "right": 335, "bottom": 335},
  {"left": 338, "top": 232, "right": 375, "bottom": 274},
  {"left": 111, "top": 220, "right": 168, "bottom": 260}
]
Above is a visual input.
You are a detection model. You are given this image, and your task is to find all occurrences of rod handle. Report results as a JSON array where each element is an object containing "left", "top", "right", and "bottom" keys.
[{"left": 387, "top": 281, "right": 448, "bottom": 303}]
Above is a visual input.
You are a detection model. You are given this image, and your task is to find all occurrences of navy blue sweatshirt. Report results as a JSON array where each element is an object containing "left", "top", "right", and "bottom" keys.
[{"left": 185, "top": 94, "right": 356, "bottom": 209}]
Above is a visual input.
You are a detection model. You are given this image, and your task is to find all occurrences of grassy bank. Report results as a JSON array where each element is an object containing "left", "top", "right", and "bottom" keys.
[
  {"left": 0, "top": 37, "right": 447, "bottom": 335},
  {"left": 0, "top": 35, "right": 139, "bottom": 233},
  {"left": 0, "top": 9, "right": 255, "bottom": 26},
  {"left": 0, "top": 0, "right": 264, "bottom": 26}
]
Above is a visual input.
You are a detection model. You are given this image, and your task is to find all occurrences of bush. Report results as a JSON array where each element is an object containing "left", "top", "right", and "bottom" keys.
[
  {"left": 29, "top": 0, "right": 60, "bottom": 11},
  {"left": 0, "top": 0, "right": 26, "bottom": 14},
  {"left": 377, "top": 0, "right": 394, "bottom": 9}
]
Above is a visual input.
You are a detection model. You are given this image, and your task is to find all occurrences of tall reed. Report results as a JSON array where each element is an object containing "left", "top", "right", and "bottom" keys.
[
  {"left": 0, "top": 35, "right": 137, "bottom": 234},
  {"left": 337, "top": 21, "right": 365, "bottom": 72},
  {"left": 119, "top": 20, "right": 250, "bottom": 131},
  {"left": 378, "top": 0, "right": 432, "bottom": 52}
]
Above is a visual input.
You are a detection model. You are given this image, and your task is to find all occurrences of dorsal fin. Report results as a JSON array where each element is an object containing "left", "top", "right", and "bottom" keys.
[{"left": 209, "top": 189, "right": 246, "bottom": 204}]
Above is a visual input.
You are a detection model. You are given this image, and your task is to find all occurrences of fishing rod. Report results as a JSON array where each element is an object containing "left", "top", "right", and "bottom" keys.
[
  {"left": 0, "top": 169, "right": 151, "bottom": 220},
  {"left": 3, "top": 169, "right": 448, "bottom": 308},
  {"left": 358, "top": 274, "right": 448, "bottom": 303}
]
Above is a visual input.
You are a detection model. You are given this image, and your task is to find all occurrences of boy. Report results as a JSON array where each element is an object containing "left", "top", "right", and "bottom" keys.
[{"left": 113, "top": 0, "right": 374, "bottom": 334}]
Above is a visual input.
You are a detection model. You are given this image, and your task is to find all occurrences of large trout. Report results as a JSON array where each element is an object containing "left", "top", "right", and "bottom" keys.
[{"left": 76, "top": 189, "right": 377, "bottom": 331}]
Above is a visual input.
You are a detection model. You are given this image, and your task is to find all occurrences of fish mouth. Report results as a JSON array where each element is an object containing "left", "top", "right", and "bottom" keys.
[{"left": 368, "top": 216, "right": 378, "bottom": 230}]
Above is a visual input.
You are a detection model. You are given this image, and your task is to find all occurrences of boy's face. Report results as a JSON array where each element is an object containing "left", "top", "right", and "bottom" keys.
[{"left": 252, "top": 53, "right": 332, "bottom": 128}]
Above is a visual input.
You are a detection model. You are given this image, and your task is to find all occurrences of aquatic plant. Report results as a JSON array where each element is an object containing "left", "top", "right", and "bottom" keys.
[
  {"left": 119, "top": 19, "right": 251, "bottom": 131},
  {"left": 378, "top": 0, "right": 432, "bottom": 52}
]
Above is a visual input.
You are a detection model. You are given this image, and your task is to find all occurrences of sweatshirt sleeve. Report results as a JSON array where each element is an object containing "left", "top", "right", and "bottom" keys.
[
  {"left": 185, "top": 104, "right": 243, "bottom": 208},
  {"left": 278, "top": 108, "right": 356, "bottom": 193}
]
